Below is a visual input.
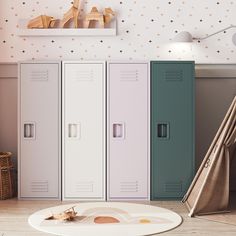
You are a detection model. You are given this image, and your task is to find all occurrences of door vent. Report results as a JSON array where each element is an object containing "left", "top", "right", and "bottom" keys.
[
  {"left": 73, "top": 70, "right": 94, "bottom": 81},
  {"left": 120, "top": 181, "right": 139, "bottom": 192},
  {"left": 165, "top": 182, "right": 182, "bottom": 193},
  {"left": 165, "top": 70, "right": 183, "bottom": 81},
  {"left": 31, "top": 70, "right": 49, "bottom": 81},
  {"left": 120, "top": 70, "right": 138, "bottom": 81},
  {"left": 31, "top": 181, "right": 48, "bottom": 192},
  {"left": 76, "top": 181, "right": 94, "bottom": 192}
]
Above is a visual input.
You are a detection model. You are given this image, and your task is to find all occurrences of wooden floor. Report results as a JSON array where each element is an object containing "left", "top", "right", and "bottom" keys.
[{"left": 0, "top": 199, "right": 236, "bottom": 236}]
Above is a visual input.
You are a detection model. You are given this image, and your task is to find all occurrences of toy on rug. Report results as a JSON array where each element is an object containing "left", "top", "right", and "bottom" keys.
[
  {"left": 27, "top": 15, "right": 56, "bottom": 29},
  {"left": 45, "top": 206, "right": 77, "bottom": 221},
  {"left": 84, "top": 7, "right": 115, "bottom": 28},
  {"left": 60, "top": 0, "right": 80, "bottom": 28}
]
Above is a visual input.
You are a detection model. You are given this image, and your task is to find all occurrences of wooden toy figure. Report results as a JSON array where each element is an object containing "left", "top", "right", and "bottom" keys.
[
  {"left": 27, "top": 15, "right": 56, "bottom": 29},
  {"left": 84, "top": 7, "right": 104, "bottom": 28},
  {"left": 84, "top": 7, "right": 115, "bottom": 28},
  {"left": 61, "top": 0, "right": 80, "bottom": 28},
  {"left": 103, "top": 8, "right": 115, "bottom": 25}
]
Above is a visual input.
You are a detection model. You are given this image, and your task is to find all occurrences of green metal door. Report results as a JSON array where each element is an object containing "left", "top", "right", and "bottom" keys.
[{"left": 151, "top": 61, "right": 195, "bottom": 200}]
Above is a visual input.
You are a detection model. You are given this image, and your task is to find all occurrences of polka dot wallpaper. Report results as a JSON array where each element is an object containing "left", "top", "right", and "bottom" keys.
[{"left": 0, "top": 0, "right": 236, "bottom": 62}]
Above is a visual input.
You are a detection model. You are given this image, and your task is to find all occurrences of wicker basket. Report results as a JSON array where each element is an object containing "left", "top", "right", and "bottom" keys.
[{"left": 0, "top": 152, "right": 14, "bottom": 200}]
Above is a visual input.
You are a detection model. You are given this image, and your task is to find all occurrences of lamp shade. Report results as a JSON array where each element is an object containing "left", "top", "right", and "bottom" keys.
[{"left": 173, "top": 31, "right": 193, "bottom": 42}]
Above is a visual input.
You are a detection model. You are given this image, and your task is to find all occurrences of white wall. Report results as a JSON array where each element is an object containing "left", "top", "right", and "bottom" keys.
[
  {"left": 0, "top": 64, "right": 18, "bottom": 172},
  {"left": 0, "top": 0, "right": 236, "bottom": 62}
]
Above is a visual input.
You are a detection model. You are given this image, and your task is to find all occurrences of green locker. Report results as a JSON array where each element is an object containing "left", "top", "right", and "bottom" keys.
[{"left": 151, "top": 61, "right": 195, "bottom": 200}]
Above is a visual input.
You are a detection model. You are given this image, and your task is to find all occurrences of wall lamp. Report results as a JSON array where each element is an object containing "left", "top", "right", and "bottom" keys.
[{"left": 174, "top": 25, "right": 236, "bottom": 45}]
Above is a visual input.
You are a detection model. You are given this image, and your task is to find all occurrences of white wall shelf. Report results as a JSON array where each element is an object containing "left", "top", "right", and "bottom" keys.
[{"left": 17, "top": 19, "right": 117, "bottom": 37}]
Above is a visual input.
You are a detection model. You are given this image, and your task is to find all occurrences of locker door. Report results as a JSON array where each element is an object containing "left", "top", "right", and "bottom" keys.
[
  {"left": 107, "top": 62, "right": 149, "bottom": 200},
  {"left": 63, "top": 62, "right": 105, "bottom": 200},
  {"left": 151, "top": 61, "right": 195, "bottom": 199},
  {"left": 19, "top": 62, "right": 61, "bottom": 199}
]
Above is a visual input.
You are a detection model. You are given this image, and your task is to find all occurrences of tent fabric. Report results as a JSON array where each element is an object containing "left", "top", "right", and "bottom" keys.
[{"left": 182, "top": 96, "right": 236, "bottom": 217}]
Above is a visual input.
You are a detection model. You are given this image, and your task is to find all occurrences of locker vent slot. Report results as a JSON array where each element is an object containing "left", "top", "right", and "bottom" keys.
[
  {"left": 73, "top": 70, "right": 94, "bottom": 81},
  {"left": 165, "top": 182, "right": 182, "bottom": 193},
  {"left": 31, "top": 181, "right": 48, "bottom": 192},
  {"left": 76, "top": 181, "right": 94, "bottom": 192},
  {"left": 120, "top": 70, "right": 138, "bottom": 81},
  {"left": 165, "top": 70, "right": 183, "bottom": 81},
  {"left": 120, "top": 181, "right": 139, "bottom": 192},
  {"left": 31, "top": 70, "right": 49, "bottom": 81}
]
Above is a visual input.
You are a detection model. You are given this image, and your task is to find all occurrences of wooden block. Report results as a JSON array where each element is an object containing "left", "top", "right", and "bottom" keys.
[
  {"left": 73, "top": 0, "right": 80, "bottom": 8},
  {"left": 60, "top": 10, "right": 72, "bottom": 28},
  {"left": 73, "top": 9, "right": 79, "bottom": 28},
  {"left": 99, "top": 18, "right": 105, "bottom": 28},
  {"left": 49, "top": 20, "right": 56, "bottom": 28},
  {"left": 27, "top": 16, "right": 43, "bottom": 28},
  {"left": 27, "top": 15, "right": 55, "bottom": 29},
  {"left": 42, "top": 16, "right": 48, "bottom": 28},
  {"left": 85, "top": 7, "right": 105, "bottom": 28},
  {"left": 60, "top": 0, "right": 80, "bottom": 28},
  {"left": 83, "top": 20, "right": 90, "bottom": 28},
  {"left": 104, "top": 8, "right": 115, "bottom": 24},
  {"left": 91, "top": 7, "right": 99, "bottom": 13}
]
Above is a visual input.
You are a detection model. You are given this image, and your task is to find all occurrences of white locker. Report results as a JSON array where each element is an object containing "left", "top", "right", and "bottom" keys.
[
  {"left": 63, "top": 61, "right": 105, "bottom": 200},
  {"left": 107, "top": 62, "right": 150, "bottom": 200},
  {"left": 18, "top": 61, "right": 61, "bottom": 199}
]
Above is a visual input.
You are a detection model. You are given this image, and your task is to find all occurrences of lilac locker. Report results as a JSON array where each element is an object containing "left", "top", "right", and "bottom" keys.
[{"left": 107, "top": 62, "right": 150, "bottom": 200}]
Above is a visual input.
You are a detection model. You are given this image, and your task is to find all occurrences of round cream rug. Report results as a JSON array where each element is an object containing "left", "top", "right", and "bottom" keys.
[{"left": 28, "top": 202, "right": 182, "bottom": 236}]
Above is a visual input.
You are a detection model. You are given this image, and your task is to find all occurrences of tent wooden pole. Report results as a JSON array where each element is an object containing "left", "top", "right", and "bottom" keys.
[{"left": 225, "top": 121, "right": 236, "bottom": 145}]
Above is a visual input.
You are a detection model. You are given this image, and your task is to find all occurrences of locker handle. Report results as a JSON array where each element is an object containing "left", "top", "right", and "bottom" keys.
[
  {"left": 24, "top": 123, "right": 35, "bottom": 139},
  {"left": 157, "top": 123, "right": 169, "bottom": 139},
  {"left": 68, "top": 123, "right": 80, "bottom": 139},
  {"left": 113, "top": 123, "right": 125, "bottom": 139}
]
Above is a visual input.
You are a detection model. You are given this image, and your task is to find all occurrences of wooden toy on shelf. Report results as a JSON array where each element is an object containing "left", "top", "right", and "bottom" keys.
[
  {"left": 84, "top": 7, "right": 104, "bottom": 28},
  {"left": 21, "top": 1, "right": 117, "bottom": 35},
  {"left": 27, "top": 15, "right": 56, "bottom": 29},
  {"left": 61, "top": 0, "right": 80, "bottom": 28},
  {"left": 84, "top": 7, "right": 115, "bottom": 28},
  {"left": 103, "top": 8, "right": 115, "bottom": 25}
]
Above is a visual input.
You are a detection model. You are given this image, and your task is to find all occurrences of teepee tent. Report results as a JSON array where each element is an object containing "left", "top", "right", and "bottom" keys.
[{"left": 182, "top": 96, "right": 236, "bottom": 217}]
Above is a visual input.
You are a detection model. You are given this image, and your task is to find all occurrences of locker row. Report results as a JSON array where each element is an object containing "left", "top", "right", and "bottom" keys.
[{"left": 18, "top": 61, "right": 195, "bottom": 200}]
